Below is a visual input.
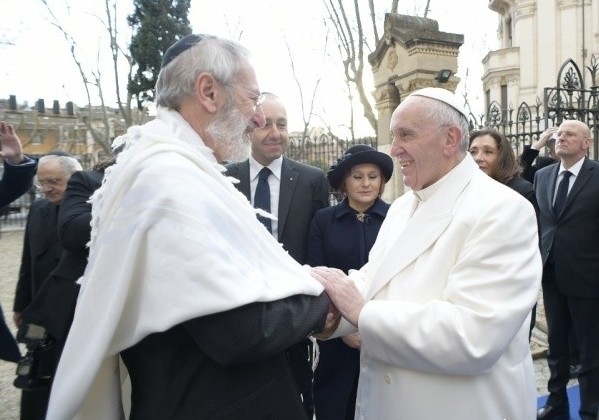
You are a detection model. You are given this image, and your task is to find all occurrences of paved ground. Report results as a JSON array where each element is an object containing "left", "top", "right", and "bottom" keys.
[
  {"left": 0, "top": 230, "right": 26, "bottom": 420},
  {"left": 0, "top": 230, "right": 575, "bottom": 419}
]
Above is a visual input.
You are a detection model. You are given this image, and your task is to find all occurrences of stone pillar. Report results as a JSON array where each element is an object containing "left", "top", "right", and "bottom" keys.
[
  {"left": 373, "top": 82, "right": 401, "bottom": 201},
  {"left": 369, "top": 13, "right": 463, "bottom": 201}
]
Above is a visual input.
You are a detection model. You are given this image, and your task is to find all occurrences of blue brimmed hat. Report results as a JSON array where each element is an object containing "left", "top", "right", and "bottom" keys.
[{"left": 327, "top": 145, "right": 393, "bottom": 189}]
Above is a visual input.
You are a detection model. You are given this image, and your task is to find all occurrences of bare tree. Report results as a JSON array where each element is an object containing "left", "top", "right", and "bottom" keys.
[
  {"left": 323, "top": 0, "right": 392, "bottom": 134},
  {"left": 40, "top": 0, "right": 141, "bottom": 157},
  {"left": 424, "top": 0, "right": 431, "bottom": 18},
  {"left": 285, "top": 33, "right": 330, "bottom": 161}
]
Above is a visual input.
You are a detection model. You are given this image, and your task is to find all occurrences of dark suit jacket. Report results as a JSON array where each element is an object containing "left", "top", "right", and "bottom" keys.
[
  {"left": 121, "top": 293, "right": 329, "bottom": 420},
  {"left": 0, "top": 158, "right": 37, "bottom": 208},
  {"left": 534, "top": 158, "right": 599, "bottom": 297},
  {"left": 225, "top": 157, "right": 329, "bottom": 264},
  {"left": 520, "top": 146, "right": 557, "bottom": 183},
  {"left": 13, "top": 199, "right": 62, "bottom": 313},
  {"left": 23, "top": 170, "right": 103, "bottom": 342}
]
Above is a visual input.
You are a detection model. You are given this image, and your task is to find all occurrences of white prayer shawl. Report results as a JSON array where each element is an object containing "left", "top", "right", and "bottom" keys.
[{"left": 46, "top": 108, "right": 324, "bottom": 420}]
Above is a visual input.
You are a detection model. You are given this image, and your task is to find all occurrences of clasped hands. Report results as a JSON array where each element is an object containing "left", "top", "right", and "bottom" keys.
[{"left": 311, "top": 266, "right": 366, "bottom": 338}]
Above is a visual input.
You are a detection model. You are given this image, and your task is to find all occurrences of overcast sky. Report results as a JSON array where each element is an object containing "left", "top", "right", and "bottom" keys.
[{"left": 1, "top": 0, "right": 498, "bottom": 137}]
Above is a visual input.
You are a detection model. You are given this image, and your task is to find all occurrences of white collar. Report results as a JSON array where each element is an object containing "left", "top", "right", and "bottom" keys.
[
  {"left": 413, "top": 154, "right": 470, "bottom": 202},
  {"left": 558, "top": 156, "right": 585, "bottom": 178},
  {"left": 249, "top": 155, "right": 283, "bottom": 181}
]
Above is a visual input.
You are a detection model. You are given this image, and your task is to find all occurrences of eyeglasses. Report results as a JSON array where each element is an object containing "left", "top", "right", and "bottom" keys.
[
  {"left": 36, "top": 178, "right": 65, "bottom": 188},
  {"left": 233, "top": 85, "right": 265, "bottom": 109},
  {"left": 222, "top": 81, "right": 265, "bottom": 110}
]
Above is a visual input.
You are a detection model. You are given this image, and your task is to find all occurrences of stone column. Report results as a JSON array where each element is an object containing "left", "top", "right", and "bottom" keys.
[{"left": 369, "top": 13, "right": 463, "bottom": 201}]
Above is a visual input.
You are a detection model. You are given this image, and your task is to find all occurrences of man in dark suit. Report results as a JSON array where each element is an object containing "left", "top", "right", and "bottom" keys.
[
  {"left": 522, "top": 128, "right": 581, "bottom": 377},
  {"left": 226, "top": 93, "right": 330, "bottom": 417},
  {"left": 535, "top": 120, "right": 599, "bottom": 420},
  {"left": 0, "top": 121, "right": 37, "bottom": 363},
  {"left": 12, "top": 153, "right": 81, "bottom": 420},
  {"left": 21, "top": 167, "right": 105, "bottom": 361}
]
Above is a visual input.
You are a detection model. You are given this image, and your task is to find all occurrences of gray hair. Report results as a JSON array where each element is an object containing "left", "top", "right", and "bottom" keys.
[
  {"left": 39, "top": 155, "right": 82, "bottom": 175},
  {"left": 156, "top": 36, "right": 251, "bottom": 110},
  {"left": 421, "top": 99, "right": 470, "bottom": 153}
]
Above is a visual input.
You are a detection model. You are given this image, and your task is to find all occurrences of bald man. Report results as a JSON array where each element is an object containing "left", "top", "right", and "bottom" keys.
[{"left": 535, "top": 120, "right": 599, "bottom": 420}]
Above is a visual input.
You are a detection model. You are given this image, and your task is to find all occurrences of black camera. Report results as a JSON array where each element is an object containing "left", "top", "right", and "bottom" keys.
[{"left": 14, "top": 323, "right": 56, "bottom": 390}]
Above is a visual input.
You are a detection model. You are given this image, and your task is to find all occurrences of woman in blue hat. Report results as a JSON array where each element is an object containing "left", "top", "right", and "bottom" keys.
[{"left": 308, "top": 144, "right": 393, "bottom": 420}]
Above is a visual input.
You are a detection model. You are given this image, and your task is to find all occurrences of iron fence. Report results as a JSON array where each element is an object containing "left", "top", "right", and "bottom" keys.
[
  {"left": 286, "top": 134, "right": 377, "bottom": 172},
  {"left": 469, "top": 58, "right": 599, "bottom": 159}
]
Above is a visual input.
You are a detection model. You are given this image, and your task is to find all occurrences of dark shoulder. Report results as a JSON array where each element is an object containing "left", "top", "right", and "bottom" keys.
[
  {"left": 507, "top": 176, "right": 532, "bottom": 189},
  {"left": 585, "top": 158, "right": 599, "bottom": 170},
  {"left": 372, "top": 198, "right": 391, "bottom": 216},
  {"left": 535, "top": 161, "right": 559, "bottom": 178},
  {"left": 313, "top": 204, "right": 338, "bottom": 219},
  {"left": 284, "top": 157, "right": 326, "bottom": 178},
  {"left": 536, "top": 156, "right": 557, "bottom": 169},
  {"left": 224, "top": 160, "right": 248, "bottom": 173},
  {"left": 507, "top": 176, "right": 533, "bottom": 191},
  {"left": 30, "top": 198, "right": 52, "bottom": 210},
  {"left": 69, "top": 170, "right": 103, "bottom": 189}
]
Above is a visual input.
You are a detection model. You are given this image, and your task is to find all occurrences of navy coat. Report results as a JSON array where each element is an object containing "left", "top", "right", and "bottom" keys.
[
  {"left": 307, "top": 197, "right": 389, "bottom": 420},
  {"left": 0, "top": 158, "right": 37, "bottom": 208}
]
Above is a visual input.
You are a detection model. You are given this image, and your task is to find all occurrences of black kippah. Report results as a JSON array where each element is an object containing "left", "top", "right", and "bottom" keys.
[{"left": 161, "top": 34, "right": 208, "bottom": 69}]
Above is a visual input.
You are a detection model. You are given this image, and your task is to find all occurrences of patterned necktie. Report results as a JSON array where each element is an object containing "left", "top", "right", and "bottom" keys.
[
  {"left": 254, "top": 167, "right": 272, "bottom": 233},
  {"left": 553, "top": 170, "right": 572, "bottom": 218}
]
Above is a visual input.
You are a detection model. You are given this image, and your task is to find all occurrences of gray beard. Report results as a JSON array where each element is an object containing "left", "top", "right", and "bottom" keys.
[{"left": 206, "top": 99, "right": 251, "bottom": 163}]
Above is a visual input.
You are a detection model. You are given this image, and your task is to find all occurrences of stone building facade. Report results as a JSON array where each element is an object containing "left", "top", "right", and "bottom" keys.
[{"left": 484, "top": 0, "right": 599, "bottom": 111}]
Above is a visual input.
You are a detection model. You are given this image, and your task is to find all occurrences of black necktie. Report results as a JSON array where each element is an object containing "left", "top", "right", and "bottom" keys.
[
  {"left": 254, "top": 167, "right": 272, "bottom": 232},
  {"left": 553, "top": 170, "right": 572, "bottom": 218}
]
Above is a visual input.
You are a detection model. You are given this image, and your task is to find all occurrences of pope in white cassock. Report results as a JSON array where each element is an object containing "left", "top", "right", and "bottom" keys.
[{"left": 313, "top": 87, "right": 542, "bottom": 420}]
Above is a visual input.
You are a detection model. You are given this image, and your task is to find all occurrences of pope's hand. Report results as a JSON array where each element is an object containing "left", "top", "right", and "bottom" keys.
[
  {"left": 341, "top": 332, "right": 362, "bottom": 349},
  {"left": 311, "top": 266, "right": 365, "bottom": 327}
]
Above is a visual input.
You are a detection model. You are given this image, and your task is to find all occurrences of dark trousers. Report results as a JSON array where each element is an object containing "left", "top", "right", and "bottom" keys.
[
  {"left": 20, "top": 388, "right": 50, "bottom": 420},
  {"left": 313, "top": 338, "right": 360, "bottom": 420},
  {"left": 543, "top": 266, "right": 599, "bottom": 420}
]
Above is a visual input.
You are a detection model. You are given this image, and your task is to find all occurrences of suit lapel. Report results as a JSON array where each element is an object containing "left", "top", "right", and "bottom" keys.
[
  {"left": 560, "top": 158, "right": 593, "bottom": 217},
  {"left": 228, "top": 161, "right": 251, "bottom": 201},
  {"left": 543, "top": 165, "right": 559, "bottom": 222},
  {"left": 278, "top": 158, "right": 298, "bottom": 240}
]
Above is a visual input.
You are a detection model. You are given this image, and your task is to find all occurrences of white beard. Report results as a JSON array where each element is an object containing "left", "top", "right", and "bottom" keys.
[{"left": 207, "top": 97, "right": 252, "bottom": 163}]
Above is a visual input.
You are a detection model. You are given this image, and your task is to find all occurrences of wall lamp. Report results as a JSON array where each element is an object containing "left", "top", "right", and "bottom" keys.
[{"left": 436, "top": 69, "right": 452, "bottom": 83}]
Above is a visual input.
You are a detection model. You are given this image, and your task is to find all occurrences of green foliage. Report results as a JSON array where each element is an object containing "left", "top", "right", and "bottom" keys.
[{"left": 127, "top": 0, "right": 192, "bottom": 109}]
